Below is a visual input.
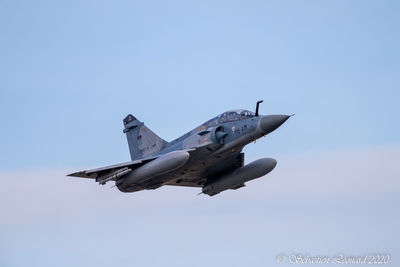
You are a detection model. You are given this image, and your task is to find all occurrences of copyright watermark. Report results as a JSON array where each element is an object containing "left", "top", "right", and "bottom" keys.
[{"left": 275, "top": 253, "right": 391, "bottom": 264}]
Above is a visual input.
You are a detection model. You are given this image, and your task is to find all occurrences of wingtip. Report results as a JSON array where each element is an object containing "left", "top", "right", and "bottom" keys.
[{"left": 66, "top": 171, "right": 88, "bottom": 178}]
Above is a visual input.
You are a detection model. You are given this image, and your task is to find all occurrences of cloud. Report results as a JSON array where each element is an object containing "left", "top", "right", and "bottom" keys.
[
  {"left": 0, "top": 146, "right": 399, "bottom": 267},
  {"left": 1, "top": 146, "right": 399, "bottom": 226},
  {"left": 255, "top": 145, "right": 400, "bottom": 198}
]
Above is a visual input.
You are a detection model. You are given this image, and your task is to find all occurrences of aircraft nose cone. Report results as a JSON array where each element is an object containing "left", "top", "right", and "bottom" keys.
[{"left": 260, "top": 115, "right": 291, "bottom": 135}]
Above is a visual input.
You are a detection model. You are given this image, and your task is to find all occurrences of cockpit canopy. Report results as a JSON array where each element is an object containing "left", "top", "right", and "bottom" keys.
[{"left": 205, "top": 109, "right": 255, "bottom": 126}]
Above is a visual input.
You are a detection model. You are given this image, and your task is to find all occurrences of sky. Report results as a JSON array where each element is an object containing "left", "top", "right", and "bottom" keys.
[{"left": 0, "top": 0, "right": 399, "bottom": 266}]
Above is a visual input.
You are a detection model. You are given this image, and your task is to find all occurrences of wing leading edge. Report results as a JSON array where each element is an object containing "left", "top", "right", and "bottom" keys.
[
  {"left": 67, "top": 158, "right": 155, "bottom": 185},
  {"left": 67, "top": 149, "right": 197, "bottom": 186}
]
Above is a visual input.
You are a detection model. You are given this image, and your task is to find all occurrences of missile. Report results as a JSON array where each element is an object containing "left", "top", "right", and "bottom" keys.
[
  {"left": 202, "top": 158, "right": 277, "bottom": 196},
  {"left": 97, "top": 167, "right": 132, "bottom": 185},
  {"left": 120, "top": 150, "right": 190, "bottom": 187}
]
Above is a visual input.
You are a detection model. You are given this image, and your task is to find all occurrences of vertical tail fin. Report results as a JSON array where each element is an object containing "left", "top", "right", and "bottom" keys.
[{"left": 123, "top": 114, "right": 167, "bottom": 160}]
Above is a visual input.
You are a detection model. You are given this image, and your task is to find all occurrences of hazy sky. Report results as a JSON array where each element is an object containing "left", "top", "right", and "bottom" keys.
[{"left": 0, "top": 1, "right": 399, "bottom": 266}]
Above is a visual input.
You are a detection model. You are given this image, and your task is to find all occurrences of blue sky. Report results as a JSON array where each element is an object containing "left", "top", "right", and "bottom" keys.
[{"left": 0, "top": 1, "right": 399, "bottom": 266}]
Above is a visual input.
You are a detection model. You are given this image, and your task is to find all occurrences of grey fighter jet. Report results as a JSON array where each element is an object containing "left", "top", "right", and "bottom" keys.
[{"left": 68, "top": 101, "right": 291, "bottom": 196}]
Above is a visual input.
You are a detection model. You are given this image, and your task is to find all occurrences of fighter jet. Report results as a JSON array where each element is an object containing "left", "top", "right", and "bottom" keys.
[{"left": 68, "top": 101, "right": 291, "bottom": 196}]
